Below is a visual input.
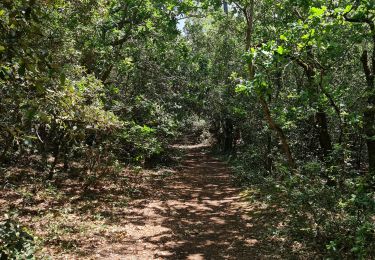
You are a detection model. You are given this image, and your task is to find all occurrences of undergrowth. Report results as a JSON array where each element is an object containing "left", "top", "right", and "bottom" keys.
[{"left": 227, "top": 148, "right": 375, "bottom": 259}]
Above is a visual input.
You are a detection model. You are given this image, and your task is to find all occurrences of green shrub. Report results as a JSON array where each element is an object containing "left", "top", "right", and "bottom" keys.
[
  {"left": 230, "top": 156, "right": 375, "bottom": 258},
  {"left": 0, "top": 215, "right": 36, "bottom": 260}
]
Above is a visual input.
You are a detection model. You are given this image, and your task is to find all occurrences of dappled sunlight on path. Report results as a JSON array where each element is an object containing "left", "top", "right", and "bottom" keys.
[{"left": 91, "top": 146, "right": 284, "bottom": 259}]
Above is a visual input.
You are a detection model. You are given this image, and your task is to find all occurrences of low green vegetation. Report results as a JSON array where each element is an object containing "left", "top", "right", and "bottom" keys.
[
  {"left": 0, "top": 0, "right": 374, "bottom": 258},
  {"left": 0, "top": 215, "right": 36, "bottom": 259}
]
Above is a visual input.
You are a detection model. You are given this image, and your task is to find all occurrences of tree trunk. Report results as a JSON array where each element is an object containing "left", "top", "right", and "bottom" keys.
[
  {"left": 47, "top": 140, "right": 60, "bottom": 180},
  {"left": 0, "top": 131, "right": 11, "bottom": 163},
  {"left": 292, "top": 57, "right": 334, "bottom": 161},
  {"left": 364, "top": 107, "right": 375, "bottom": 173},
  {"left": 344, "top": 15, "right": 375, "bottom": 176},
  {"left": 259, "top": 97, "right": 296, "bottom": 168},
  {"left": 315, "top": 110, "right": 333, "bottom": 159},
  {"left": 265, "top": 132, "right": 273, "bottom": 172},
  {"left": 223, "top": 118, "right": 234, "bottom": 153},
  {"left": 361, "top": 50, "right": 375, "bottom": 173},
  {"left": 242, "top": 0, "right": 296, "bottom": 169}
]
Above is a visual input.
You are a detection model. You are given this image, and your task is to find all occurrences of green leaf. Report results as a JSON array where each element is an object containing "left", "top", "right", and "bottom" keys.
[
  {"left": 277, "top": 46, "right": 284, "bottom": 55},
  {"left": 235, "top": 84, "right": 247, "bottom": 93},
  {"left": 280, "top": 35, "right": 288, "bottom": 41},
  {"left": 344, "top": 5, "right": 352, "bottom": 14},
  {"left": 141, "top": 125, "right": 155, "bottom": 134},
  {"left": 0, "top": 45, "right": 5, "bottom": 52},
  {"left": 310, "top": 6, "right": 327, "bottom": 17}
]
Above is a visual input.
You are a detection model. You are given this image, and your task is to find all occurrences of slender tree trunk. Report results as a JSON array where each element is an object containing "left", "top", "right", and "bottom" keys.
[
  {"left": 265, "top": 132, "right": 273, "bottom": 172},
  {"left": 318, "top": 71, "right": 344, "bottom": 144},
  {"left": 223, "top": 118, "right": 234, "bottom": 153},
  {"left": 0, "top": 131, "right": 12, "bottom": 162},
  {"left": 315, "top": 110, "right": 333, "bottom": 158},
  {"left": 355, "top": 129, "right": 365, "bottom": 170},
  {"left": 344, "top": 14, "right": 375, "bottom": 176},
  {"left": 245, "top": 1, "right": 255, "bottom": 80},
  {"left": 259, "top": 97, "right": 296, "bottom": 168},
  {"left": 361, "top": 50, "right": 375, "bottom": 173},
  {"left": 243, "top": 0, "right": 296, "bottom": 169},
  {"left": 48, "top": 147, "right": 59, "bottom": 180},
  {"left": 294, "top": 58, "right": 334, "bottom": 161}
]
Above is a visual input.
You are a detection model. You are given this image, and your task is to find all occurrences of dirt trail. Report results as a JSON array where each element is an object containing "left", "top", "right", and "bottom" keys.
[{"left": 95, "top": 145, "right": 278, "bottom": 259}]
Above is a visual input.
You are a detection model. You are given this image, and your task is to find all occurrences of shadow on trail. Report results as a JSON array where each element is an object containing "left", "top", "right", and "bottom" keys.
[
  {"left": 1, "top": 145, "right": 299, "bottom": 259},
  {"left": 115, "top": 145, "right": 294, "bottom": 259}
]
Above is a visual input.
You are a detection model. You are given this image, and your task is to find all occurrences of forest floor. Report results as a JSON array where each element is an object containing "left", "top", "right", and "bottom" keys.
[
  {"left": 93, "top": 144, "right": 278, "bottom": 259},
  {"left": 1, "top": 145, "right": 304, "bottom": 259}
]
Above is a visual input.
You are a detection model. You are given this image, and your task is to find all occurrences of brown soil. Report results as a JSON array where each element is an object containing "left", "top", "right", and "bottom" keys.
[
  {"left": 92, "top": 145, "right": 284, "bottom": 259},
  {"left": 1, "top": 145, "right": 290, "bottom": 259}
]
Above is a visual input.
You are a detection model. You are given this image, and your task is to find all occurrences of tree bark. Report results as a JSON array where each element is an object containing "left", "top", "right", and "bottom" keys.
[
  {"left": 315, "top": 110, "right": 333, "bottom": 159},
  {"left": 361, "top": 50, "right": 375, "bottom": 173},
  {"left": 259, "top": 97, "right": 296, "bottom": 168},
  {"left": 345, "top": 7, "right": 375, "bottom": 175},
  {"left": 223, "top": 118, "right": 234, "bottom": 153},
  {"left": 289, "top": 55, "right": 334, "bottom": 160},
  {"left": 242, "top": 0, "right": 296, "bottom": 169}
]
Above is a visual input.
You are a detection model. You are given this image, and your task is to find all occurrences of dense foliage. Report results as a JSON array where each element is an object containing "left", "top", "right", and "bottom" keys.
[
  {"left": 0, "top": 0, "right": 197, "bottom": 173},
  {"left": 0, "top": 0, "right": 374, "bottom": 258},
  {"left": 0, "top": 215, "right": 35, "bottom": 259},
  {"left": 184, "top": 1, "right": 375, "bottom": 257}
]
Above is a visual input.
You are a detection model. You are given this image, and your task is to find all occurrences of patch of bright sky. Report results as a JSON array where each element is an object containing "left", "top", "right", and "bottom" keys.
[
  {"left": 177, "top": 18, "right": 186, "bottom": 32},
  {"left": 176, "top": 2, "right": 230, "bottom": 33}
]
